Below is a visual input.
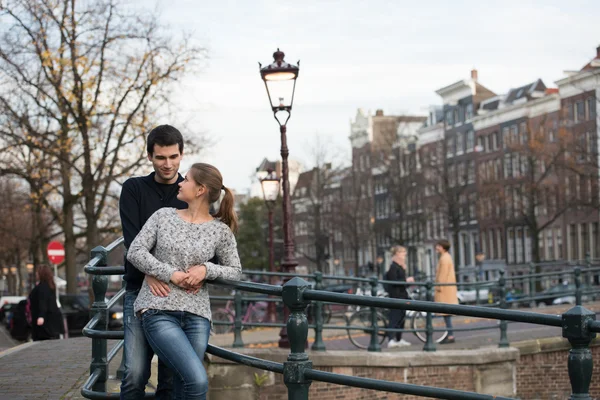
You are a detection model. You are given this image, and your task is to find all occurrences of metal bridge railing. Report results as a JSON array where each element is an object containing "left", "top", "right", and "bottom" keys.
[{"left": 81, "top": 238, "right": 599, "bottom": 400}]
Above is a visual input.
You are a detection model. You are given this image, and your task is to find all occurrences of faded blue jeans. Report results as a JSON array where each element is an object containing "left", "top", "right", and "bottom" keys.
[
  {"left": 141, "top": 309, "right": 210, "bottom": 400},
  {"left": 120, "top": 290, "right": 173, "bottom": 400}
]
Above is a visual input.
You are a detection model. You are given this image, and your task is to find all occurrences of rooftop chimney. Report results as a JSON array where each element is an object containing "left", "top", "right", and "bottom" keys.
[
  {"left": 471, "top": 69, "right": 478, "bottom": 81},
  {"left": 375, "top": 109, "right": 384, "bottom": 116},
  {"left": 597, "top": 45, "right": 600, "bottom": 58}
]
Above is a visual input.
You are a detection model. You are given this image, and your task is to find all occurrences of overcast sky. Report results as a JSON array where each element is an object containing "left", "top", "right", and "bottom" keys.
[{"left": 133, "top": 0, "right": 600, "bottom": 194}]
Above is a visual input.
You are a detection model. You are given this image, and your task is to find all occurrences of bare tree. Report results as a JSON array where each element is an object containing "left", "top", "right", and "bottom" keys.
[{"left": 0, "top": 0, "right": 207, "bottom": 292}]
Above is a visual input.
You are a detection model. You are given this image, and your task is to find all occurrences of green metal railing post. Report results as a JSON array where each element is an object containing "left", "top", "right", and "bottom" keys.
[
  {"left": 282, "top": 277, "right": 312, "bottom": 400},
  {"left": 90, "top": 246, "right": 109, "bottom": 393},
  {"left": 498, "top": 270, "right": 509, "bottom": 348},
  {"left": 529, "top": 263, "right": 536, "bottom": 308},
  {"left": 232, "top": 290, "right": 244, "bottom": 348},
  {"left": 423, "top": 280, "right": 436, "bottom": 352},
  {"left": 562, "top": 306, "right": 596, "bottom": 400},
  {"left": 367, "top": 276, "right": 381, "bottom": 352},
  {"left": 574, "top": 267, "right": 582, "bottom": 306},
  {"left": 311, "top": 272, "right": 326, "bottom": 351}
]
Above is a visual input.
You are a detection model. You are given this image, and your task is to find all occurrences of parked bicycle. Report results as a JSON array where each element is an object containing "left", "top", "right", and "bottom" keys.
[
  {"left": 212, "top": 291, "right": 268, "bottom": 334},
  {"left": 345, "top": 286, "right": 449, "bottom": 349}
]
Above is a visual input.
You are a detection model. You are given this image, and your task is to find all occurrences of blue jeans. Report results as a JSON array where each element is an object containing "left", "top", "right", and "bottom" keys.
[
  {"left": 121, "top": 290, "right": 173, "bottom": 400},
  {"left": 141, "top": 310, "right": 210, "bottom": 400},
  {"left": 444, "top": 315, "right": 454, "bottom": 336}
]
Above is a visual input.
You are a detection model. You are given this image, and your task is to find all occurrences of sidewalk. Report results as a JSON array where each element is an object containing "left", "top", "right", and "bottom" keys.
[{"left": 0, "top": 301, "right": 598, "bottom": 399}]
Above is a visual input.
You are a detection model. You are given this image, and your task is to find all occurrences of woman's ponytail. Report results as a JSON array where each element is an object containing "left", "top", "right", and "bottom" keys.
[{"left": 215, "top": 186, "right": 238, "bottom": 234}]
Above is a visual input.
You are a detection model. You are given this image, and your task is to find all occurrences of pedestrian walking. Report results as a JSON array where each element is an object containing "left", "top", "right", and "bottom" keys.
[
  {"left": 127, "top": 162, "right": 242, "bottom": 400},
  {"left": 119, "top": 125, "right": 190, "bottom": 399},
  {"left": 434, "top": 240, "right": 458, "bottom": 344},
  {"left": 385, "top": 246, "right": 414, "bottom": 348},
  {"left": 28, "top": 265, "right": 64, "bottom": 341}
]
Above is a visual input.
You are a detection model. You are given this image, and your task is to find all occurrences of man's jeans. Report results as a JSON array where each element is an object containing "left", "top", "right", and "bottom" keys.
[
  {"left": 141, "top": 310, "right": 211, "bottom": 400},
  {"left": 120, "top": 290, "right": 173, "bottom": 399}
]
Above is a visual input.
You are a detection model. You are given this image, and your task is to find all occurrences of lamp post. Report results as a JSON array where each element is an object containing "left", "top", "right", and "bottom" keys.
[
  {"left": 260, "top": 169, "right": 280, "bottom": 323},
  {"left": 259, "top": 48, "right": 300, "bottom": 348}
]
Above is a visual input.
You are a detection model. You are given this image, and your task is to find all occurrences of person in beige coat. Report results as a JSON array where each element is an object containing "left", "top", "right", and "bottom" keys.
[{"left": 434, "top": 240, "right": 458, "bottom": 344}]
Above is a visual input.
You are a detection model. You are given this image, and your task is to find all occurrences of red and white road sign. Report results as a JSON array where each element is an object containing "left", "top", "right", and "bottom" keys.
[{"left": 47, "top": 241, "right": 65, "bottom": 265}]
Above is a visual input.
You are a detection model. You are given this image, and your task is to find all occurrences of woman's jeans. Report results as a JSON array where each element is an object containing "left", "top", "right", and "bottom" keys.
[
  {"left": 443, "top": 315, "right": 454, "bottom": 336},
  {"left": 142, "top": 310, "right": 210, "bottom": 400}
]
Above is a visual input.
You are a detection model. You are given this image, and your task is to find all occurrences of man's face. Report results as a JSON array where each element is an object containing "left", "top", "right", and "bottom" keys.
[{"left": 148, "top": 144, "right": 182, "bottom": 184}]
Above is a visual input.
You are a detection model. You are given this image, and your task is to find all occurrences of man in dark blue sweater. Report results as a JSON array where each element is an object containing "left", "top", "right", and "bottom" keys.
[{"left": 119, "top": 125, "right": 187, "bottom": 399}]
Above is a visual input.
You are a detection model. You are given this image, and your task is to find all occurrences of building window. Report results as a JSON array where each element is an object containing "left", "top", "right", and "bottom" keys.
[
  {"left": 570, "top": 224, "right": 578, "bottom": 261},
  {"left": 504, "top": 154, "right": 512, "bottom": 178},
  {"left": 512, "top": 153, "right": 520, "bottom": 178},
  {"left": 546, "top": 229, "right": 554, "bottom": 261},
  {"left": 456, "top": 132, "right": 464, "bottom": 155},
  {"left": 555, "top": 227, "right": 563, "bottom": 260},
  {"left": 454, "top": 108, "right": 460, "bottom": 125},
  {"left": 466, "top": 130, "right": 475, "bottom": 152},
  {"left": 519, "top": 122, "right": 528, "bottom": 144},
  {"left": 538, "top": 232, "right": 545, "bottom": 261},
  {"left": 467, "top": 160, "right": 475, "bottom": 184},
  {"left": 446, "top": 137, "right": 455, "bottom": 158},
  {"left": 587, "top": 97, "right": 596, "bottom": 120},
  {"left": 525, "top": 227, "right": 532, "bottom": 262},
  {"left": 497, "top": 228, "right": 504, "bottom": 259},
  {"left": 466, "top": 104, "right": 473, "bottom": 120},
  {"left": 582, "top": 223, "right": 590, "bottom": 259},
  {"left": 502, "top": 127, "right": 509, "bottom": 149},
  {"left": 515, "top": 227, "right": 523, "bottom": 263},
  {"left": 491, "top": 132, "right": 499, "bottom": 150},
  {"left": 576, "top": 101, "right": 585, "bottom": 123},
  {"left": 507, "top": 228, "right": 515, "bottom": 264},
  {"left": 489, "top": 230, "right": 495, "bottom": 259},
  {"left": 449, "top": 164, "right": 456, "bottom": 187},
  {"left": 446, "top": 110, "right": 454, "bottom": 127},
  {"left": 458, "top": 162, "right": 465, "bottom": 185},
  {"left": 510, "top": 125, "right": 518, "bottom": 145},
  {"left": 592, "top": 223, "right": 599, "bottom": 259}
]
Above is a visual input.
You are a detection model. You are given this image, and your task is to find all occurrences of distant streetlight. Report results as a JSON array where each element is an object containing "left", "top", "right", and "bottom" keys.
[
  {"left": 260, "top": 169, "right": 280, "bottom": 323},
  {"left": 259, "top": 48, "right": 300, "bottom": 348}
]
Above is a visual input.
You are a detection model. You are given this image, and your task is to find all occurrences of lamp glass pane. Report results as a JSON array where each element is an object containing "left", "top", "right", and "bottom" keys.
[
  {"left": 265, "top": 79, "right": 295, "bottom": 109},
  {"left": 261, "top": 179, "right": 280, "bottom": 202}
]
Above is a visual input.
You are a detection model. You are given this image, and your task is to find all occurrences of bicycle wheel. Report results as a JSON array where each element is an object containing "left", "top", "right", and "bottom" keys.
[
  {"left": 212, "top": 310, "right": 234, "bottom": 334},
  {"left": 346, "top": 310, "right": 387, "bottom": 349},
  {"left": 411, "top": 311, "right": 448, "bottom": 343}
]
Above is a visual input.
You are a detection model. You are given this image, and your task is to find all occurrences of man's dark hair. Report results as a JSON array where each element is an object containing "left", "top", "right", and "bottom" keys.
[
  {"left": 436, "top": 240, "right": 451, "bottom": 252},
  {"left": 147, "top": 125, "right": 184, "bottom": 156}
]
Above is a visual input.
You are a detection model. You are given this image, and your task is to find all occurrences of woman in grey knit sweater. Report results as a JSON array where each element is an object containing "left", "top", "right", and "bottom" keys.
[{"left": 127, "top": 163, "right": 242, "bottom": 400}]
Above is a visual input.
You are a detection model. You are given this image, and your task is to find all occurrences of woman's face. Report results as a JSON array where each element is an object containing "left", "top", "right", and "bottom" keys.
[
  {"left": 177, "top": 171, "right": 202, "bottom": 203},
  {"left": 435, "top": 245, "right": 444, "bottom": 255},
  {"left": 394, "top": 249, "right": 407, "bottom": 263}
]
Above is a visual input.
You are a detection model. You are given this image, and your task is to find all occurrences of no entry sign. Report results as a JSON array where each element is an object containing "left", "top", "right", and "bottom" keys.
[{"left": 47, "top": 241, "right": 65, "bottom": 265}]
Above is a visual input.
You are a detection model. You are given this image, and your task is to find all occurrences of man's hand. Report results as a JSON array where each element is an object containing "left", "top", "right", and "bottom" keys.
[
  {"left": 37, "top": 317, "right": 44, "bottom": 326},
  {"left": 407, "top": 276, "right": 415, "bottom": 283},
  {"left": 186, "top": 265, "right": 207, "bottom": 287},
  {"left": 147, "top": 275, "right": 171, "bottom": 297},
  {"left": 170, "top": 271, "right": 189, "bottom": 287}
]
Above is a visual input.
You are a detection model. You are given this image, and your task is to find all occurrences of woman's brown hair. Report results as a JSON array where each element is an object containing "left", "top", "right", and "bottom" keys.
[
  {"left": 37, "top": 264, "right": 56, "bottom": 291},
  {"left": 189, "top": 163, "right": 238, "bottom": 233}
]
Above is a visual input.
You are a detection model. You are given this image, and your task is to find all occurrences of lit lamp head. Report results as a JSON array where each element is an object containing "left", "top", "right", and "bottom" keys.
[
  {"left": 26, "top": 263, "right": 34, "bottom": 273},
  {"left": 259, "top": 48, "right": 300, "bottom": 126},
  {"left": 260, "top": 169, "right": 280, "bottom": 210}
]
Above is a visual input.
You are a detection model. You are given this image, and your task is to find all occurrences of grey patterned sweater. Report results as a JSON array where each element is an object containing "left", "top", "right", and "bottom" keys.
[{"left": 127, "top": 207, "right": 242, "bottom": 321}]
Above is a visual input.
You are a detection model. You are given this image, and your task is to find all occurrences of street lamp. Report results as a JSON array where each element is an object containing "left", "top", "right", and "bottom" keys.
[
  {"left": 26, "top": 263, "right": 34, "bottom": 291},
  {"left": 260, "top": 169, "right": 280, "bottom": 323},
  {"left": 259, "top": 48, "right": 300, "bottom": 348}
]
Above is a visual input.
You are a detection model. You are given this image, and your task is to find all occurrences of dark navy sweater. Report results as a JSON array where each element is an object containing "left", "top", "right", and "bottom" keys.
[{"left": 119, "top": 172, "right": 187, "bottom": 290}]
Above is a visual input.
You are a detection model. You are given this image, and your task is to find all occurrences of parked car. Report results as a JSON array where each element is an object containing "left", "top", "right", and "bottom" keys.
[
  {"left": 1, "top": 296, "right": 26, "bottom": 327},
  {"left": 60, "top": 293, "right": 123, "bottom": 337},
  {"left": 9, "top": 299, "right": 31, "bottom": 341},
  {"left": 536, "top": 283, "right": 598, "bottom": 307}
]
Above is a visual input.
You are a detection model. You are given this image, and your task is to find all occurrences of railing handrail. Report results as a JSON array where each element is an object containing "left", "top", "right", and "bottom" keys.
[{"left": 82, "top": 238, "right": 600, "bottom": 400}]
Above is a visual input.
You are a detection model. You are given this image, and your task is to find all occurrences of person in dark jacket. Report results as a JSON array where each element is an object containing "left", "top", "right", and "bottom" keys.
[
  {"left": 386, "top": 246, "right": 414, "bottom": 348},
  {"left": 29, "top": 265, "right": 64, "bottom": 341},
  {"left": 119, "top": 125, "right": 192, "bottom": 399}
]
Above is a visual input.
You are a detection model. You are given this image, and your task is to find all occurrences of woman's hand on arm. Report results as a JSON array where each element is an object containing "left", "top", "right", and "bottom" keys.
[{"left": 185, "top": 265, "right": 207, "bottom": 287}]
